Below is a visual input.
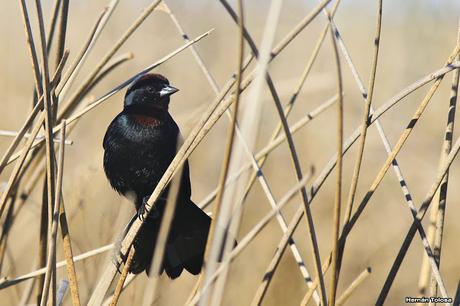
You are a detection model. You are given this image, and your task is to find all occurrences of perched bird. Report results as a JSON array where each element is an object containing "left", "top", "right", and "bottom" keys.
[{"left": 103, "top": 73, "right": 211, "bottom": 278}]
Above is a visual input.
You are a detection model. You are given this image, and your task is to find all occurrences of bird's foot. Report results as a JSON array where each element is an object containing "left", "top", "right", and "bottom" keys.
[
  {"left": 137, "top": 199, "right": 159, "bottom": 221},
  {"left": 137, "top": 205, "right": 147, "bottom": 221}
]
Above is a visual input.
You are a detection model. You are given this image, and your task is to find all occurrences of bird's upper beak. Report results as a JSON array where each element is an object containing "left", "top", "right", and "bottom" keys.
[{"left": 159, "top": 85, "right": 179, "bottom": 98}]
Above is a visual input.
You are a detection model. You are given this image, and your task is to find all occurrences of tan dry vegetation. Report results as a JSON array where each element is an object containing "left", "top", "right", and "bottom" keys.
[{"left": 0, "top": 1, "right": 459, "bottom": 305}]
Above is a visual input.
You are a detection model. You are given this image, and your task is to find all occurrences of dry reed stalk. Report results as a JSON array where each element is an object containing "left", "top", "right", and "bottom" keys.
[
  {"left": 327, "top": 1, "right": 417, "bottom": 242},
  {"left": 109, "top": 247, "right": 135, "bottom": 306},
  {"left": 58, "top": 200, "right": 81, "bottom": 304},
  {"left": 276, "top": 61, "right": 460, "bottom": 306},
  {"left": 199, "top": 2, "right": 245, "bottom": 305},
  {"left": 58, "top": 0, "right": 162, "bottom": 120},
  {"left": 0, "top": 11, "right": 109, "bottom": 218},
  {"left": 305, "top": 59, "right": 460, "bottom": 303},
  {"left": 39, "top": 121, "right": 66, "bottom": 306},
  {"left": 33, "top": 2, "right": 59, "bottom": 304},
  {"left": 0, "top": 9, "right": 127, "bottom": 265},
  {"left": 190, "top": 59, "right": 460, "bottom": 306},
  {"left": 3, "top": 1, "right": 128, "bottom": 215},
  {"left": 0, "top": 0, "right": 66, "bottom": 186},
  {"left": 298, "top": 45, "right": 459, "bottom": 306},
  {"left": 188, "top": 174, "right": 316, "bottom": 306},
  {"left": 328, "top": 10, "right": 344, "bottom": 305},
  {"left": 4, "top": 1, "right": 132, "bottom": 224},
  {"left": 164, "top": 3, "right": 328, "bottom": 302},
  {"left": 323, "top": 3, "right": 447, "bottom": 294},
  {"left": 58, "top": 0, "right": 121, "bottom": 101},
  {"left": 0, "top": 6, "right": 107, "bottom": 177},
  {"left": 250, "top": 195, "right": 309, "bottom": 306},
  {"left": 0, "top": 244, "right": 114, "bottom": 290},
  {"left": 302, "top": 267, "right": 372, "bottom": 306},
  {"left": 210, "top": 2, "right": 342, "bottom": 303},
  {"left": 215, "top": 1, "right": 334, "bottom": 304},
  {"left": 335, "top": 267, "right": 371, "bottom": 306},
  {"left": 343, "top": 44, "right": 460, "bottom": 301},
  {"left": 454, "top": 283, "right": 460, "bottom": 306},
  {"left": 7, "top": 52, "right": 132, "bottom": 225},
  {"left": 6, "top": 31, "right": 212, "bottom": 169},
  {"left": 0, "top": 190, "right": 18, "bottom": 274},
  {"left": 0, "top": 131, "right": 72, "bottom": 145},
  {"left": 54, "top": 0, "right": 69, "bottom": 78},
  {"left": 337, "top": 1, "right": 383, "bottom": 285},
  {"left": 87, "top": 10, "right": 460, "bottom": 306},
  {"left": 428, "top": 41, "right": 460, "bottom": 301},
  {"left": 141, "top": 164, "right": 185, "bottom": 306},
  {"left": 102, "top": 274, "right": 136, "bottom": 306},
  {"left": 376, "top": 132, "right": 460, "bottom": 304},
  {"left": 209, "top": 1, "right": 333, "bottom": 303},
  {"left": 417, "top": 23, "right": 460, "bottom": 302},
  {"left": 49, "top": 0, "right": 69, "bottom": 123},
  {"left": 197, "top": 95, "right": 337, "bottom": 212},
  {"left": 44, "top": 0, "right": 61, "bottom": 55}
]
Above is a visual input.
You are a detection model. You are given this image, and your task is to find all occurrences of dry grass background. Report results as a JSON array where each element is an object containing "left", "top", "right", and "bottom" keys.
[{"left": 0, "top": 0, "right": 459, "bottom": 305}]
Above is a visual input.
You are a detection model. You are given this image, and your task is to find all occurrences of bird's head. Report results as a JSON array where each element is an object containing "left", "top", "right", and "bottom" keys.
[{"left": 124, "top": 73, "right": 179, "bottom": 111}]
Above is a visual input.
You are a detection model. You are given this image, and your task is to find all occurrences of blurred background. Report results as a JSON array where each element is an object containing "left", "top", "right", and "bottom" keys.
[{"left": 0, "top": 0, "right": 459, "bottom": 305}]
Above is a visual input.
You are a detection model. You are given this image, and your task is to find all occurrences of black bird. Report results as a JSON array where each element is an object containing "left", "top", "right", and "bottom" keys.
[{"left": 103, "top": 73, "right": 211, "bottom": 278}]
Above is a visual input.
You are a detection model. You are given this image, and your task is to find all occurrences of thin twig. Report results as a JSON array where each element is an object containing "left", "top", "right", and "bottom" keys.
[
  {"left": 0, "top": 131, "right": 72, "bottom": 145},
  {"left": 102, "top": 274, "right": 136, "bottom": 306},
  {"left": 39, "top": 120, "right": 66, "bottom": 306},
  {"left": 338, "top": 0, "right": 383, "bottom": 279},
  {"left": 328, "top": 10, "right": 344, "bottom": 305},
  {"left": 336, "top": 267, "right": 372, "bottom": 306},
  {"left": 109, "top": 247, "right": 135, "bottom": 306},
  {"left": 58, "top": 201, "right": 81, "bottom": 305},
  {"left": 250, "top": 190, "right": 310, "bottom": 306},
  {"left": 0, "top": 244, "right": 114, "bottom": 290},
  {"left": 201, "top": 1, "right": 245, "bottom": 305},
  {"left": 34, "top": 1, "right": 58, "bottom": 304},
  {"left": 197, "top": 95, "right": 337, "bottom": 211}
]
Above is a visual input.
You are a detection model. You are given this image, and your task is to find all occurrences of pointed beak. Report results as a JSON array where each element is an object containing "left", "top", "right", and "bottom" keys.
[{"left": 159, "top": 85, "right": 179, "bottom": 98}]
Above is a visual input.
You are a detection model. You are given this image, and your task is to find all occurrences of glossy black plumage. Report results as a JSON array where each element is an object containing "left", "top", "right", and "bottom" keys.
[{"left": 103, "top": 74, "right": 211, "bottom": 278}]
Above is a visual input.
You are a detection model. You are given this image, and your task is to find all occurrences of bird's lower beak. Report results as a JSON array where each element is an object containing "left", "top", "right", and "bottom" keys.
[{"left": 159, "top": 85, "right": 179, "bottom": 98}]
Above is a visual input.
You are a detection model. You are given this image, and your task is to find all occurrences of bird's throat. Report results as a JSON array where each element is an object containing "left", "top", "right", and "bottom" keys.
[
  {"left": 125, "top": 104, "right": 166, "bottom": 127},
  {"left": 132, "top": 114, "right": 162, "bottom": 126}
]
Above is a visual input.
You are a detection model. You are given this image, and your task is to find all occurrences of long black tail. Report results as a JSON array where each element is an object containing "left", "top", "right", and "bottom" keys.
[{"left": 128, "top": 200, "right": 211, "bottom": 278}]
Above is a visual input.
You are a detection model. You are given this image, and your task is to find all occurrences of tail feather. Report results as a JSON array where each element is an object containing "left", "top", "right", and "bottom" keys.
[{"left": 127, "top": 200, "right": 211, "bottom": 278}]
